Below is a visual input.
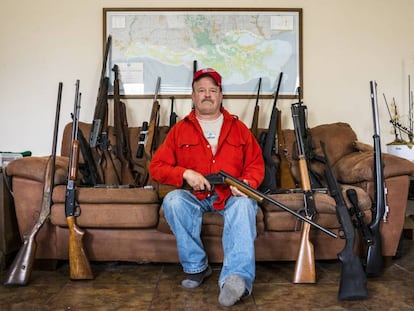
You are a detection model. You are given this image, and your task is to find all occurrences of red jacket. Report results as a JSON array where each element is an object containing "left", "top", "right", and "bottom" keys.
[{"left": 149, "top": 108, "right": 264, "bottom": 210}]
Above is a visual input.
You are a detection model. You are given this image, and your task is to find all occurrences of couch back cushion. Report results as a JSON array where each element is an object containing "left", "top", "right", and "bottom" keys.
[{"left": 282, "top": 122, "right": 358, "bottom": 183}]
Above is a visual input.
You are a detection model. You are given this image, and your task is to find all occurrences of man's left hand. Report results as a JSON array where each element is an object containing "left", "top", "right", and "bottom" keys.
[{"left": 230, "top": 179, "right": 249, "bottom": 197}]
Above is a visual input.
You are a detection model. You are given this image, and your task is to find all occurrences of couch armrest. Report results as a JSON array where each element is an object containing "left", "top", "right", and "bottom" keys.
[
  {"left": 334, "top": 151, "right": 414, "bottom": 184},
  {"left": 5, "top": 156, "right": 69, "bottom": 185}
]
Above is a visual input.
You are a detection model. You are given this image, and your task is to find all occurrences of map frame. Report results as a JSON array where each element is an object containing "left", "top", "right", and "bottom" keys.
[{"left": 103, "top": 7, "right": 303, "bottom": 99}]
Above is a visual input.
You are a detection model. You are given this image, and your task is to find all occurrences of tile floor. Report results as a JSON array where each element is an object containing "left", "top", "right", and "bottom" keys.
[{"left": 0, "top": 233, "right": 413, "bottom": 311}]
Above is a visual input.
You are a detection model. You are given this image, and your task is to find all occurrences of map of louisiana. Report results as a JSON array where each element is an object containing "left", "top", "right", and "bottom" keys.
[{"left": 105, "top": 9, "right": 302, "bottom": 96}]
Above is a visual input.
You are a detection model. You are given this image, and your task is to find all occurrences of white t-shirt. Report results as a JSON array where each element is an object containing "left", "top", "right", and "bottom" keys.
[{"left": 197, "top": 113, "right": 224, "bottom": 155}]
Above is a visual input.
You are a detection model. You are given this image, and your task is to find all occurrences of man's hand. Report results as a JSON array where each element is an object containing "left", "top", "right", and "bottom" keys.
[
  {"left": 183, "top": 169, "right": 211, "bottom": 191},
  {"left": 230, "top": 179, "right": 249, "bottom": 197}
]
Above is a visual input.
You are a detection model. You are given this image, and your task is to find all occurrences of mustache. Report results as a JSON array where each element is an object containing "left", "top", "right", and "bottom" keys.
[{"left": 202, "top": 98, "right": 213, "bottom": 103}]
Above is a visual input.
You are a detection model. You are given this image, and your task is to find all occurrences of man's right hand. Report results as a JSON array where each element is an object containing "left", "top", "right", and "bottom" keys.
[{"left": 183, "top": 169, "right": 211, "bottom": 192}]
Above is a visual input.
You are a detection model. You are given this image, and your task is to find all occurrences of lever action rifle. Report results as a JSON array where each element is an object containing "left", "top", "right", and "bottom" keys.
[
  {"left": 366, "top": 80, "right": 388, "bottom": 277},
  {"left": 259, "top": 72, "right": 283, "bottom": 193},
  {"left": 250, "top": 77, "right": 262, "bottom": 139},
  {"left": 213, "top": 171, "right": 337, "bottom": 238},
  {"left": 321, "top": 141, "right": 368, "bottom": 301},
  {"left": 292, "top": 88, "right": 324, "bottom": 188},
  {"left": 291, "top": 102, "right": 317, "bottom": 283},
  {"left": 65, "top": 80, "right": 93, "bottom": 280},
  {"left": 4, "top": 82, "right": 63, "bottom": 286}
]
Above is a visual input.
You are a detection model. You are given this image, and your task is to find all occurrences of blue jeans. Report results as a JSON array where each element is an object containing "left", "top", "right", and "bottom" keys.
[{"left": 162, "top": 189, "right": 258, "bottom": 293}]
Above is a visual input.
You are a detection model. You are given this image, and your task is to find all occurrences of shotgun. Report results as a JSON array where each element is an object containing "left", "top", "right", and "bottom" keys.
[
  {"left": 250, "top": 77, "right": 262, "bottom": 139},
  {"left": 214, "top": 171, "right": 337, "bottom": 238},
  {"left": 65, "top": 80, "right": 93, "bottom": 280},
  {"left": 366, "top": 80, "right": 388, "bottom": 277},
  {"left": 321, "top": 141, "right": 368, "bottom": 300},
  {"left": 4, "top": 82, "right": 63, "bottom": 286},
  {"left": 291, "top": 101, "right": 317, "bottom": 283},
  {"left": 346, "top": 189, "right": 374, "bottom": 248}
]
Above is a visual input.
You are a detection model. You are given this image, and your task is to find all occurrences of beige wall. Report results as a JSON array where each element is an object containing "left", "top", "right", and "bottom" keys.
[{"left": 1, "top": 0, "right": 414, "bottom": 155}]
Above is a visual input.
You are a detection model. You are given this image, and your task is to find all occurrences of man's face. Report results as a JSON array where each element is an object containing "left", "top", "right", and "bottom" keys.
[{"left": 192, "top": 76, "right": 223, "bottom": 118}]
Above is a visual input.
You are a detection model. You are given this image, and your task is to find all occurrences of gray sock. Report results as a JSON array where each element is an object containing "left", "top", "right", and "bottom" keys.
[
  {"left": 181, "top": 266, "right": 212, "bottom": 289},
  {"left": 218, "top": 274, "right": 246, "bottom": 307}
]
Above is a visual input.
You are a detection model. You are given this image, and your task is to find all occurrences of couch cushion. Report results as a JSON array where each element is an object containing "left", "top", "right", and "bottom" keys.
[
  {"left": 50, "top": 185, "right": 160, "bottom": 229},
  {"left": 50, "top": 202, "right": 160, "bottom": 229},
  {"left": 157, "top": 205, "right": 265, "bottom": 236},
  {"left": 6, "top": 156, "right": 68, "bottom": 185},
  {"left": 262, "top": 186, "right": 371, "bottom": 232},
  {"left": 52, "top": 184, "right": 159, "bottom": 204},
  {"left": 283, "top": 122, "right": 357, "bottom": 182},
  {"left": 334, "top": 151, "right": 414, "bottom": 183}
]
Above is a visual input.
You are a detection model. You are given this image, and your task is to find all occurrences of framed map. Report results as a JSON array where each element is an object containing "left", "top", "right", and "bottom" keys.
[{"left": 103, "top": 8, "right": 302, "bottom": 98}]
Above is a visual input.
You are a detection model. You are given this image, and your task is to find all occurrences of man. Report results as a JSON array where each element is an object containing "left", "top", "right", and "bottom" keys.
[{"left": 149, "top": 68, "right": 264, "bottom": 307}]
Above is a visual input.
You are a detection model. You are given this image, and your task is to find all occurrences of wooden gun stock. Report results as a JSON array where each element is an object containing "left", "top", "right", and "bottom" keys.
[
  {"left": 292, "top": 158, "right": 316, "bottom": 283},
  {"left": 291, "top": 102, "right": 317, "bottom": 284},
  {"left": 67, "top": 216, "right": 93, "bottom": 280},
  {"left": 3, "top": 218, "right": 39, "bottom": 285}
]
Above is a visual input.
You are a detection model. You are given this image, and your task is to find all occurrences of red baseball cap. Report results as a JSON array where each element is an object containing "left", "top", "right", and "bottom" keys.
[{"left": 192, "top": 68, "right": 222, "bottom": 90}]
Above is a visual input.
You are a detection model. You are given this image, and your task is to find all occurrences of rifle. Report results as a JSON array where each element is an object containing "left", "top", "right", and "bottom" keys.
[
  {"left": 346, "top": 189, "right": 374, "bottom": 247},
  {"left": 136, "top": 121, "right": 148, "bottom": 159},
  {"left": 321, "top": 141, "right": 368, "bottom": 300},
  {"left": 65, "top": 80, "right": 93, "bottom": 280},
  {"left": 292, "top": 89, "right": 324, "bottom": 188},
  {"left": 213, "top": 171, "right": 337, "bottom": 238},
  {"left": 90, "top": 35, "right": 112, "bottom": 148},
  {"left": 250, "top": 77, "right": 262, "bottom": 139},
  {"left": 136, "top": 77, "right": 161, "bottom": 185},
  {"left": 366, "top": 80, "right": 388, "bottom": 277},
  {"left": 259, "top": 72, "right": 283, "bottom": 193},
  {"left": 77, "top": 129, "right": 102, "bottom": 186},
  {"left": 277, "top": 108, "right": 297, "bottom": 189},
  {"left": 4, "top": 82, "right": 63, "bottom": 285},
  {"left": 169, "top": 96, "right": 177, "bottom": 129},
  {"left": 291, "top": 101, "right": 317, "bottom": 283},
  {"left": 112, "top": 64, "right": 136, "bottom": 185}
]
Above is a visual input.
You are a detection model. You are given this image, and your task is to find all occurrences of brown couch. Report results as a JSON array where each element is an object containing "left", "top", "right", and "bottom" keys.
[{"left": 5, "top": 122, "right": 414, "bottom": 268}]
